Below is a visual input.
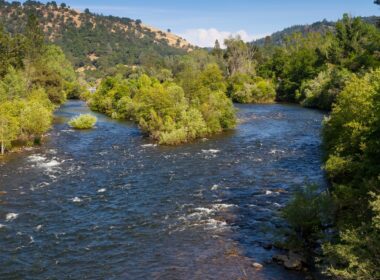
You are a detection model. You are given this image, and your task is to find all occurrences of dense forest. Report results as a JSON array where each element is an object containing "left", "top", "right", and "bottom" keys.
[
  {"left": 0, "top": 14, "right": 82, "bottom": 154},
  {"left": 0, "top": 1, "right": 191, "bottom": 79}
]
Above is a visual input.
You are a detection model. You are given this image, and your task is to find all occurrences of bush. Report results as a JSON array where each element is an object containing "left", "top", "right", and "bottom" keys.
[
  {"left": 68, "top": 114, "right": 97, "bottom": 129},
  {"left": 323, "top": 192, "right": 380, "bottom": 280},
  {"left": 228, "top": 74, "right": 276, "bottom": 103},
  {"left": 282, "top": 185, "right": 334, "bottom": 247},
  {"left": 298, "top": 66, "right": 352, "bottom": 110}
]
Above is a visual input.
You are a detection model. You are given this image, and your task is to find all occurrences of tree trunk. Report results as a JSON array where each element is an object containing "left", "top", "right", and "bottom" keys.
[{"left": 1, "top": 140, "right": 4, "bottom": 155}]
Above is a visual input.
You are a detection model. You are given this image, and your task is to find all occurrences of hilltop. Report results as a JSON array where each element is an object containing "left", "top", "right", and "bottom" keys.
[
  {"left": 253, "top": 16, "right": 379, "bottom": 46},
  {"left": 0, "top": 1, "right": 192, "bottom": 78}
]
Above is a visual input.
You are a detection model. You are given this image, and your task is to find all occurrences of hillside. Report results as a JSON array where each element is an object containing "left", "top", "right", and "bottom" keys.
[
  {"left": 0, "top": 1, "right": 192, "bottom": 78},
  {"left": 253, "top": 16, "right": 379, "bottom": 46}
]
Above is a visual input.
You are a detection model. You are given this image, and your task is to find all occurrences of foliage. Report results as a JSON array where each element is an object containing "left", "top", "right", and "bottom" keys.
[
  {"left": 228, "top": 74, "right": 276, "bottom": 103},
  {"left": 0, "top": 14, "right": 81, "bottom": 154},
  {"left": 282, "top": 185, "right": 334, "bottom": 247},
  {"left": 253, "top": 15, "right": 380, "bottom": 108},
  {"left": 224, "top": 36, "right": 256, "bottom": 76},
  {"left": 0, "top": 1, "right": 190, "bottom": 78},
  {"left": 89, "top": 62, "right": 236, "bottom": 145},
  {"left": 0, "top": 102, "right": 19, "bottom": 154},
  {"left": 68, "top": 114, "right": 97, "bottom": 129},
  {"left": 252, "top": 16, "right": 378, "bottom": 47},
  {"left": 280, "top": 9, "right": 380, "bottom": 275},
  {"left": 292, "top": 70, "right": 380, "bottom": 279},
  {"left": 328, "top": 14, "right": 380, "bottom": 71},
  {"left": 298, "top": 66, "right": 353, "bottom": 110},
  {"left": 323, "top": 193, "right": 380, "bottom": 280}
]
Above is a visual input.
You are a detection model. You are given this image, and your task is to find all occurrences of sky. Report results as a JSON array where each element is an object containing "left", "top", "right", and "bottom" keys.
[{"left": 38, "top": 0, "right": 378, "bottom": 47}]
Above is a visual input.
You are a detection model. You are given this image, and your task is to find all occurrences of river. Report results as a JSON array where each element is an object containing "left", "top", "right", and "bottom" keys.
[{"left": 0, "top": 100, "right": 326, "bottom": 279}]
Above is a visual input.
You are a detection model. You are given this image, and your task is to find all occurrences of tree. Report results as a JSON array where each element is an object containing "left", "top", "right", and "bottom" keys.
[
  {"left": 24, "top": 14, "right": 45, "bottom": 63},
  {"left": 211, "top": 39, "right": 223, "bottom": 59},
  {"left": 20, "top": 99, "right": 52, "bottom": 143},
  {"left": 375, "top": 1, "right": 380, "bottom": 27},
  {"left": 0, "top": 26, "right": 26, "bottom": 77},
  {"left": 0, "top": 67, "right": 27, "bottom": 101},
  {"left": 224, "top": 36, "right": 256, "bottom": 76},
  {"left": 0, "top": 103, "right": 19, "bottom": 155},
  {"left": 328, "top": 14, "right": 380, "bottom": 71}
]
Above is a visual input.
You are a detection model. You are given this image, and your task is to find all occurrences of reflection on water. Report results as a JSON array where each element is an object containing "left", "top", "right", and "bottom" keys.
[{"left": 0, "top": 101, "right": 325, "bottom": 279}]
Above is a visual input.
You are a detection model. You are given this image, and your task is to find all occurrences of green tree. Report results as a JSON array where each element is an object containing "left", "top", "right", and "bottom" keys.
[
  {"left": 0, "top": 102, "right": 19, "bottom": 155},
  {"left": 211, "top": 39, "right": 223, "bottom": 59},
  {"left": 24, "top": 14, "right": 45, "bottom": 63},
  {"left": 20, "top": 97, "right": 52, "bottom": 143},
  {"left": 0, "top": 67, "right": 27, "bottom": 101},
  {"left": 224, "top": 36, "right": 256, "bottom": 76},
  {"left": 328, "top": 14, "right": 380, "bottom": 71}
]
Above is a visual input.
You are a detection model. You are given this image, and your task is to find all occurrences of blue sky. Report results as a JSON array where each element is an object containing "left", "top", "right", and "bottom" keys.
[{"left": 39, "top": 0, "right": 378, "bottom": 47}]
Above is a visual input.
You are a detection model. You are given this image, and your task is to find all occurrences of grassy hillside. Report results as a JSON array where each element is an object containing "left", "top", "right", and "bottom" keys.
[{"left": 0, "top": 1, "right": 192, "bottom": 78}]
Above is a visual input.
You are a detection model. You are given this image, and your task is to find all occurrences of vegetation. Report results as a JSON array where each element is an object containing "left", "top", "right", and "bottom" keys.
[
  {"left": 253, "top": 14, "right": 380, "bottom": 109},
  {"left": 228, "top": 74, "right": 276, "bottom": 103},
  {"left": 0, "top": 14, "right": 81, "bottom": 155},
  {"left": 282, "top": 185, "right": 334, "bottom": 248},
  {"left": 1, "top": 2, "right": 379, "bottom": 277},
  {"left": 321, "top": 69, "right": 380, "bottom": 279},
  {"left": 281, "top": 4, "right": 380, "bottom": 278},
  {"left": 252, "top": 16, "right": 378, "bottom": 47},
  {"left": 199, "top": 14, "right": 380, "bottom": 109},
  {"left": 0, "top": 1, "right": 191, "bottom": 78},
  {"left": 284, "top": 69, "right": 380, "bottom": 279},
  {"left": 89, "top": 58, "right": 236, "bottom": 144},
  {"left": 68, "top": 114, "right": 97, "bottom": 129}
]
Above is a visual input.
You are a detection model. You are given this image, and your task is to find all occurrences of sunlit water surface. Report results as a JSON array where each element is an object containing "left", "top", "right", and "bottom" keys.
[{"left": 0, "top": 101, "right": 326, "bottom": 279}]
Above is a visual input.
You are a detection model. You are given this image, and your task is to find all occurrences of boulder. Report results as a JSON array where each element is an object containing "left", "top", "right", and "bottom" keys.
[
  {"left": 273, "top": 254, "right": 288, "bottom": 263},
  {"left": 273, "top": 252, "right": 305, "bottom": 271},
  {"left": 252, "top": 262, "right": 263, "bottom": 270},
  {"left": 284, "top": 257, "right": 302, "bottom": 270}
]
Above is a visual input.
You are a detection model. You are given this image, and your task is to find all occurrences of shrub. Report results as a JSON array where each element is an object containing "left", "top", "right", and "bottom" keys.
[
  {"left": 299, "top": 66, "right": 352, "bottom": 110},
  {"left": 228, "top": 73, "right": 276, "bottom": 103},
  {"left": 68, "top": 114, "right": 97, "bottom": 129},
  {"left": 282, "top": 185, "right": 334, "bottom": 248}
]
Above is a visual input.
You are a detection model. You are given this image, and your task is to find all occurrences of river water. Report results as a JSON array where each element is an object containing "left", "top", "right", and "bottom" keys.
[{"left": 0, "top": 101, "right": 326, "bottom": 279}]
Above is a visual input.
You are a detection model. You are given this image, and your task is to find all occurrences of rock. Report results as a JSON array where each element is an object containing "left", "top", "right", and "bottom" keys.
[
  {"left": 284, "top": 257, "right": 302, "bottom": 270},
  {"left": 273, "top": 252, "right": 305, "bottom": 271},
  {"left": 252, "top": 262, "right": 263, "bottom": 270},
  {"left": 273, "top": 254, "right": 288, "bottom": 264},
  {"left": 289, "top": 251, "right": 306, "bottom": 264}
]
